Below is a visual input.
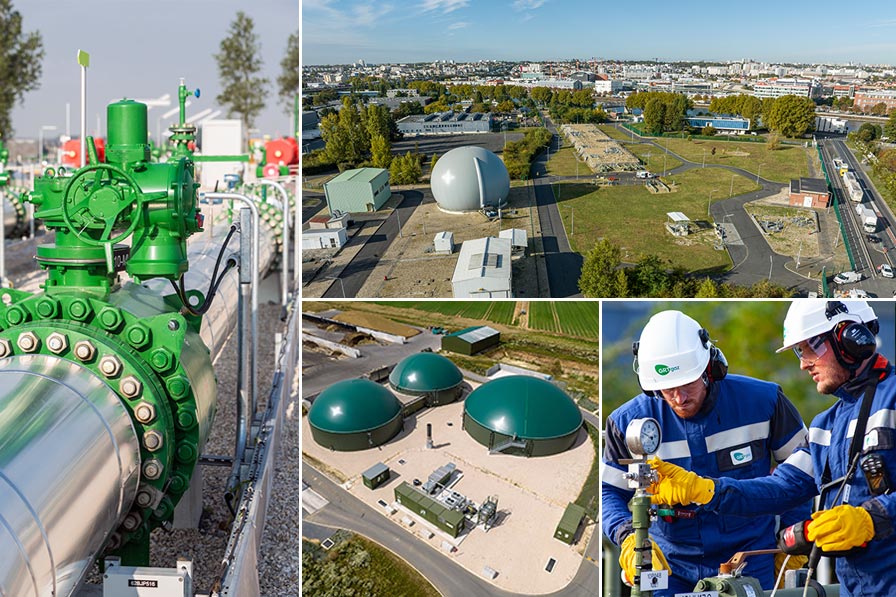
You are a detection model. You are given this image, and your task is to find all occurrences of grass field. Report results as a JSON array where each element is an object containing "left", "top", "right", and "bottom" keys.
[
  {"left": 655, "top": 137, "right": 812, "bottom": 183},
  {"left": 558, "top": 167, "right": 760, "bottom": 272},
  {"left": 598, "top": 123, "right": 635, "bottom": 142},
  {"left": 546, "top": 146, "right": 593, "bottom": 177},
  {"left": 625, "top": 142, "right": 683, "bottom": 173},
  {"left": 485, "top": 301, "right": 516, "bottom": 325},
  {"left": 555, "top": 302, "right": 599, "bottom": 338},
  {"left": 528, "top": 302, "right": 559, "bottom": 332}
]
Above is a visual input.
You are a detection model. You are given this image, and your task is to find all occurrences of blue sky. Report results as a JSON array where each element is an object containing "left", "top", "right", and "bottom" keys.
[
  {"left": 10, "top": 0, "right": 297, "bottom": 141},
  {"left": 303, "top": 0, "right": 896, "bottom": 66}
]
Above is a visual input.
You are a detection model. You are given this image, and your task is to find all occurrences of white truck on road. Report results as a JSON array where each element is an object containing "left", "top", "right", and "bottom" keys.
[{"left": 859, "top": 206, "right": 878, "bottom": 233}]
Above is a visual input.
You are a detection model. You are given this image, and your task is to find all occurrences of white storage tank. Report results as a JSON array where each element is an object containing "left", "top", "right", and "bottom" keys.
[{"left": 430, "top": 146, "right": 510, "bottom": 213}]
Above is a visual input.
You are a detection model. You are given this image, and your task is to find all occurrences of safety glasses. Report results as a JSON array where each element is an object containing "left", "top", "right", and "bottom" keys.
[{"left": 792, "top": 334, "right": 829, "bottom": 363}]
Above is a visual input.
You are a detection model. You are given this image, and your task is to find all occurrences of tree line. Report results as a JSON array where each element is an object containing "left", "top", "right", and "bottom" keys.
[
  {"left": 577, "top": 239, "right": 792, "bottom": 298},
  {"left": 0, "top": 2, "right": 298, "bottom": 142}
]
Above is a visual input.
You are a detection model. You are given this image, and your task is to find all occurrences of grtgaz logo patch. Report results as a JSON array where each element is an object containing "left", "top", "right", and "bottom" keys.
[
  {"left": 655, "top": 364, "right": 680, "bottom": 376},
  {"left": 730, "top": 446, "right": 753, "bottom": 465}
]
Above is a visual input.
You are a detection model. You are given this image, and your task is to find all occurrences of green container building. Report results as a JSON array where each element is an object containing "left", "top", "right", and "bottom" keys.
[
  {"left": 362, "top": 462, "right": 391, "bottom": 489},
  {"left": 554, "top": 502, "right": 587, "bottom": 544},
  {"left": 463, "top": 376, "right": 582, "bottom": 457},
  {"left": 394, "top": 482, "right": 465, "bottom": 537},
  {"left": 323, "top": 168, "right": 391, "bottom": 213},
  {"left": 441, "top": 326, "right": 500, "bottom": 356},
  {"left": 309, "top": 379, "right": 403, "bottom": 451},
  {"left": 389, "top": 352, "right": 464, "bottom": 406}
]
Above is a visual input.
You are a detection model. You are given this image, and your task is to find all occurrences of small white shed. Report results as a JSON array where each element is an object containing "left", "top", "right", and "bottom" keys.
[{"left": 434, "top": 231, "right": 455, "bottom": 254}]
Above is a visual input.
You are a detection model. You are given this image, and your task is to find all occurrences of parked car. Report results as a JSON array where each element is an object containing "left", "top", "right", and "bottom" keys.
[
  {"left": 635, "top": 170, "right": 654, "bottom": 179},
  {"left": 833, "top": 271, "right": 862, "bottom": 284},
  {"left": 867, "top": 234, "right": 881, "bottom": 244},
  {"left": 849, "top": 289, "right": 870, "bottom": 298},
  {"left": 879, "top": 263, "right": 894, "bottom": 278}
]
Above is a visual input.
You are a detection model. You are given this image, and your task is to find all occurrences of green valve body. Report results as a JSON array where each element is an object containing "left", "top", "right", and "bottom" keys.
[{"left": 9, "top": 87, "right": 215, "bottom": 565}]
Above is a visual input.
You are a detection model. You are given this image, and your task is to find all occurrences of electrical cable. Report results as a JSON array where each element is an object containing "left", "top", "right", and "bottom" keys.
[
  {"left": 769, "top": 553, "right": 790, "bottom": 597},
  {"left": 171, "top": 224, "right": 238, "bottom": 316}
]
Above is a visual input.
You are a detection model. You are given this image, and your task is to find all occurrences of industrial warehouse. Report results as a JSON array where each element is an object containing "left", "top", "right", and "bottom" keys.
[{"left": 301, "top": 302, "right": 600, "bottom": 595}]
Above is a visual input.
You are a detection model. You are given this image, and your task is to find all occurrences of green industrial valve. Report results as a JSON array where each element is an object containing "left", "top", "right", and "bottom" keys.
[{"left": 27, "top": 93, "right": 203, "bottom": 293}]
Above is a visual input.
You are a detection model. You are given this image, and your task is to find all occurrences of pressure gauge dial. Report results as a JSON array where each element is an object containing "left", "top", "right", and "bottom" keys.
[{"left": 625, "top": 418, "right": 661, "bottom": 457}]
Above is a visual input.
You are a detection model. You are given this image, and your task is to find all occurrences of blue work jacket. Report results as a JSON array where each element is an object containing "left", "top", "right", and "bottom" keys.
[
  {"left": 711, "top": 357, "right": 896, "bottom": 597},
  {"left": 603, "top": 374, "right": 810, "bottom": 595}
]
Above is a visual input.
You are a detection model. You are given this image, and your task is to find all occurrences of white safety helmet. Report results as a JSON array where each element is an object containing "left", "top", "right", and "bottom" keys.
[
  {"left": 777, "top": 300, "right": 877, "bottom": 353},
  {"left": 635, "top": 310, "right": 711, "bottom": 392}
]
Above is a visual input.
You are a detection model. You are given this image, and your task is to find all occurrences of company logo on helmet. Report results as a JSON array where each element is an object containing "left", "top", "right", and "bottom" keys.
[{"left": 655, "top": 364, "right": 680, "bottom": 376}]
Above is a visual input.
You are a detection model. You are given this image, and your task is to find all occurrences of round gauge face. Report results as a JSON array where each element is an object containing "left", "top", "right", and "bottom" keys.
[{"left": 625, "top": 418, "right": 662, "bottom": 456}]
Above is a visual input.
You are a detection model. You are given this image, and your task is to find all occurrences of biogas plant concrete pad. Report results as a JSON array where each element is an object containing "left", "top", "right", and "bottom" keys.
[{"left": 302, "top": 391, "right": 595, "bottom": 594}]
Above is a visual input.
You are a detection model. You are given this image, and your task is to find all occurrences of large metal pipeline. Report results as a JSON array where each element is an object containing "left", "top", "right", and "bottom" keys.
[{"left": 0, "top": 355, "right": 140, "bottom": 597}]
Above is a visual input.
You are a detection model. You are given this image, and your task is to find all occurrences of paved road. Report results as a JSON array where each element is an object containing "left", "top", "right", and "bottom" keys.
[
  {"left": 303, "top": 449, "right": 600, "bottom": 597},
  {"left": 620, "top": 126, "right": 821, "bottom": 294},
  {"left": 302, "top": 192, "right": 326, "bottom": 224},
  {"left": 321, "top": 191, "right": 424, "bottom": 298},
  {"left": 533, "top": 115, "right": 583, "bottom": 297}
]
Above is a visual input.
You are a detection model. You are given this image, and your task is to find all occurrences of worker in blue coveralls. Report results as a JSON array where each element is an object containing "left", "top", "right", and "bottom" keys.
[
  {"left": 602, "top": 309, "right": 811, "bottom": 595},
  {"left": 649, "top": 300, "right": 895, "bottom": 597}
]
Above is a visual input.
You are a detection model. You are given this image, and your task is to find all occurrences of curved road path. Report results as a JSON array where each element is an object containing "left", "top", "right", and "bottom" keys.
[
  {"left": 304, "top": 460, "right": 600, "bottom": 597},
  {"left": 611, "top": 125, "right": 819, "bottom": 294}
]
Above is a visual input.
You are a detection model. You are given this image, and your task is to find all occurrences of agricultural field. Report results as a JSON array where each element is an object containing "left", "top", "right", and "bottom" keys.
[
  {"left": 555, "top": 302, "right": 600, "bottom": 338},
  {"left": 527, "top": 302, "right": 599, "bottom": 339},
  {"left": 376, "top": 301, "right": 509, "bottom": 325},
  {"left": 528, "top": 301, "right": 559, "bottom": 332}
]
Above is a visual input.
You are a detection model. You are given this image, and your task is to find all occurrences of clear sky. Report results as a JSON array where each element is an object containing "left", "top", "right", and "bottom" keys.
[
  {"left": 303, "top": 0, "right": 896, "bottom": 67},
  {"left": 11, "top": 0, "right": 298, "bottom": 141}
]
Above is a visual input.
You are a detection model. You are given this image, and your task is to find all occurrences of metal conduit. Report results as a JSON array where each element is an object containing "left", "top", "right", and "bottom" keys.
[{"left": 0, "top": 354, "right": 139, "bottom": 597}]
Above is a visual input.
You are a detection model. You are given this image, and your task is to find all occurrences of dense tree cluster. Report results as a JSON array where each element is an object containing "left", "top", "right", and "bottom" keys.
[
  {"left": 708, "top": 94, "right": 762, "bottom": 129},
  {"left": 578, "top": 239, "right": 792, "bottom": 298},
  {"left": 763, "top": 95, "right": 816, "bottom": 137},
  {"left": 503, "top": 127, "right": 552, "bottom": 179},
  {"left": 626, "top": 91, "right": 691, "bottom": 135},
  {"left": 318, "top": 98, "right": 396, "bottom": 170},
  {"left": 0, "top": 0, "right": 43, "bottom": 137}
]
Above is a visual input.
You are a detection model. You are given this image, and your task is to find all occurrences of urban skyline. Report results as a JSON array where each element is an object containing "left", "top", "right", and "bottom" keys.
[{"left": 303, "top": 0, "right": 896, "bottom": 66}]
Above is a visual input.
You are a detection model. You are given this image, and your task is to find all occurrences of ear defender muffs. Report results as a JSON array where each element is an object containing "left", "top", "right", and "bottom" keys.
[
  {"left": 708, "top": 345, "right": 729, "bottom": 382},
  {"left": 632, "top": 340, "right": 659, "bottom": 397},
  {"left": 825, "top": 301, "right": 878, "bottom": 372}
]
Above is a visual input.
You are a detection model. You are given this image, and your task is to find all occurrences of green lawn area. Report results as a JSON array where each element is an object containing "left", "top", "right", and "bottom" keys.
[
  {"left": 658, "top": 137, "right": 812, "bottom": 183},
  {"left": 558, "top": 168, "right": 760, "bottom": 272},
  {"left": 626, "top": 142, "right": 683, "bottom": 173},
  {"left": 546, "top": 146, "right": 593, "bottom": 177},
  {"left": 598, "top": 123, "right": 636, "bottom": 142}
]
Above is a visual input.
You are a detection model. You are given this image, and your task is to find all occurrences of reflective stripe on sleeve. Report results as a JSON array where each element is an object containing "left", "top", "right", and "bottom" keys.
[
  {"left": 782, "top": 450, "right": 814, "bottom": 477},
  {"left": 809, "top": 427, "right": 831, "bottom": 446},
  {"left": 602, "top": 464, "right": 630, "bottom": 490},
  {"left": 773, "top": 425, "right": 808, "bottom": 463},
  {"left": 705, "top": 421, "right": 770, "bottom": 453},
  {"left": 847, "top": 409, "right": 896, "bottom": 438},
  {"left": 656, "top": 439, "right": 691, "bottom": 461}
]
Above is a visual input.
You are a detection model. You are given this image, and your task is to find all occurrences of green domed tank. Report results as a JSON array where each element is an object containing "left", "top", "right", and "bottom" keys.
[
  {"left": 309, "top": 379, "right": 403, "bottom": 451},
  {"left": 463, "top": 376, "right": 583, "bottom": 457},
  {"left": 389, "top": 352, "right": 463, "bottom": 405}
]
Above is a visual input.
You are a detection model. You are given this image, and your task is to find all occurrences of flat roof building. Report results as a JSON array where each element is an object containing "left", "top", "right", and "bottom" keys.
[
  {"left": 686, "top": 115, "right": 750, "bottom": 132},
  {"left": 323, "top": 168, "right": 391, "bottom": 213},
  {"left": 451, "top": 237, "right": 512, "bottom": 298},
  {"left": 789, "top": 177, "right": 831, "bottom": 208},
  {"left": 397, "top": 111, "right": 492, "bottom": 136}
]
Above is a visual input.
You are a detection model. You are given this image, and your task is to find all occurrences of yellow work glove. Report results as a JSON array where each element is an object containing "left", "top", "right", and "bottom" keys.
[
  {"left": 647, "top": 458, "right": 715, "bottom": 506},
  {"left": 619, "top": 532, "right": 671, "bottom": 586},
  {"left": 774, "top": 552, "right": 808, "bottom": 588},
  {"left": 806, "top": 504, "right": 875, "bottom": 552}
]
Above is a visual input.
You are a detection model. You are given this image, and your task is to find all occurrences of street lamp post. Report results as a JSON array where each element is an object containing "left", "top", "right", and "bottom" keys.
[
  {"left": 708, "top": 189, "right": 718, "bottom": 217},
  {"left": 38, "top": 125, "right": 57, "bottom": 165},
  {"left": 663, "top": 153, "right": 667, "bottom": 177},
  {"left": 730, "top": 173, "right": 735, "bottom": 197},
  {"left": 702, "top": 148, "right": 706, "bottom": 168},
  {"left": 569, "top": 206, "right": 574, "bottom": 235},
  {"left": 756, "top": 163, "right": 763, "bottom": 184},
  {"left": 395, "top": 207, "right": 403, "bottom": 238},
  {"left": 796, "top": 239, "right": 803, "bottom": 269}
]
